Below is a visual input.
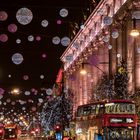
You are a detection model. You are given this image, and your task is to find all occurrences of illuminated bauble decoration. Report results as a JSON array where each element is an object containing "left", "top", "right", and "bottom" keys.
[
  {"left": 28, "top": 35, "right": 34, "bottom": 42},
  {"left": 11, "top": 101, "right": 16, "bottom": 105},
  {"left": 0, "top": 101, "right": 2, "bottom": 105},
  {"left": 22, "top": 107, "right": 26, "bottom": 110},
  {"left": 42, "top": 53, "right": 47, "bottom": 58},
  {"left": 41, "top": 19, "right": 49, "bottom": 27},
  {"left": 8, "top": 23, "right": 18, "bottom": 33},
  {"left": 108, "top": 44, "right": 112, "bottom": 49},
  {"left": 3, "top": 102, "right": 6, "bottom": 105},
  {"left": 59, "top": 8, "right": 68, "bottom": 17},
  {"left": 6, "top": 98, "right": 11, "bottom": 103},
  {"left": 103, "top": 16, "right": 113, "bottom": 25},
  {"left": 117, "top": 53, "right": 121, "bottom": 58},
  {"left": 40, "top": 75, "right": 44, "bottom": 79},
  {"left": 23, "top": 75, "right": 29, "bottom": 80},
  {"left": 132, "top": 11, "right": 140, "bottom": 19},
  {"left": 137, "top": 48, "right": 140, "bottom": 53},
  {"left": 0, "top": 88, "right": 5, "bottom": 95},
  {"left": 52, "top": 36, "right": 60, "bottom": 45},
  {"left": 97, "top": 9, "right": 104, "bottom": 15},
  {"left": 25, "top": 91, "right": 30, "bottom": 95},
  {"left": 31, "top": 106, "right": 36, "bottom": 111},
  {"left": 65, "top": 54, "right": 73, "bottom": 62},
  {"left": 73, "top": 42, "right": 79, "bottom": 49},
  {"left": 0, "top": 11, "right": 8, "bottom": 21},
  {"left": 57, "top": 19, "right": 62, "bottom": 25},
  {"left": 8, "top": 74, "right": 12, "bottom": 78},
  {"left": 38, "top": 98, "right": 43, "bottom": 103},
  {"left": 16, "top": 7, "right": 33, "bottom": 25},
  {"left": 103, "top": 35, "right": 110, "bottom": 43},
  {"left": 36, "top": 36, "right": 41, "bottom": 41},
  {"left": 16, "top": 38, "right": 21, "bottom": 44},
  {"left": 12, "top": 53, "right": 24, "bottom": 65},
  {"left": 46, "top": 88, "right": 52, "bottom": 95},
  {"left": 80, "top": 24, "right": 85, "bottom": 29},
  {"left": 111, "top": 29, "right": 119, "bottom": 39},
  {"left": 0, "top": 34, "right": 8, "bottom": 42},
  {"left": 61, "top": 37, "right": 70, "bottom": 46}
]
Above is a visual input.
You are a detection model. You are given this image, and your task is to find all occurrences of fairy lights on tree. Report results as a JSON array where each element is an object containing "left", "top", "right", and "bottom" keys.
[
  {"left": 92, "top": 59, "right": 129, "bottom": 101},
  {"left": 40, "top": 83, "right": 73, "bottom": 134}
]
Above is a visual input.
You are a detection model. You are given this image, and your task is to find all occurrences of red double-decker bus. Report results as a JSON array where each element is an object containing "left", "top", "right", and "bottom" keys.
[{"left": 75, "top": 100, "right": 138, "bottom": 140}]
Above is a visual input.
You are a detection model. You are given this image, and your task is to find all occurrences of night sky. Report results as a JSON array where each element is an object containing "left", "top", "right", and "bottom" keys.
[{"left": 0, "top": 0, "right": 93, "bottom": 116}]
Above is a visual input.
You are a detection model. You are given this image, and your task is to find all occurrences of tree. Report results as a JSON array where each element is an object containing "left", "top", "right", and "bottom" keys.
[
  {"left": 40, "top": 84, "right": 73, "bottom": 134},
  {"left": 114, "top": 60, "right": 128, "bottom": 99}
]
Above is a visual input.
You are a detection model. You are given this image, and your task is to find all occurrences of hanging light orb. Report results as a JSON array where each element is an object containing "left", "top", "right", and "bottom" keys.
[
  {"left": 111, "top": 29, "right": 119, "bottom": 39},
  {"left": 137, "top": 48, "right": 140, "bottom": 53},
  {"left": 56, "top": 19, "right": 62, "bottom": 25},
  {"left": 23, "top": 75, "right": 29, "bottom": 80},
  {"left": 0, "top": 11, "right": 8, "bottom": 21},
  {"left": 36, "top": 36, "right": 41, "bottom": 41},
  {"left": 28, "top": 35, "right": 34, "bottom": 42},
  {"left": 103, "top": 16, "right": 113, "bottom": 25},
  {"left": 12, "top": 53, "right": 24, "bottom": 65},
  {"left": 46, "top": 88, "right": 52, "bottom": 95},
  {"left": 65, "top": 54, "right": 73, "bottom": 62},
  {"left": 42, "top": 53, "right": 47, "bottom": 58},
  {"left": 41, "top": 19, "right": 49, "bottom": 27},
  {"left": 16, "top": 39, "right": 21, "bottom": 44},
  {"left": 117, "top": 53, "right": 121, "bottom": 58},
  {"left": 61, "top": 36, "right": 70, "bottom": 46},
  {"left": 24, "top": 91, "right": 30, "bottom": 96},
  {"left": 108, "top": 44, "right": 112, "bottom": 49},
  {"left": 38, "top": 98, "right": 43, "bottom": 103},
  {"left": 0, "top": 34, "right": 8, "bottom": 42},
  {"left": 40, "top": 75, "right": 44, "bottom": 79},
  {"left": 52, "top": 36, "right": 60, "bottom": 45},
  {"left": 16, "top": 7, "right": 33, "bottom": 25},
  {"left": 59, "top": 8, "right": 68, "bottom": 17},
  {"left": 103, "top": 35, "right": 110, "bottom": 43},
  {"left": 8, "top": 23, "right": 18, "bottom": 33}
]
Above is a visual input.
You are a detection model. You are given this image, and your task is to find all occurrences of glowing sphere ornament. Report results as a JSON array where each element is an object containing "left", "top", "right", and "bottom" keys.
[
  {"left": 0, "top": 11, "right": 8, "bottom": 21},
  {"left": 0, "top": 95, "right": 3, "bottom": 99},
  {"left": 59, "top": 8, "right": 68, "bottom": 17},
  {"left": 103, "top": 16, "right": 113, "bottom": 25},
  {"left": 117, "top": 53, "right": 121, "bottom": 58},
  {"left": 65, "top": 54, "right": 73, "bottom": 62},
  {"left": 8, "top": 23, "right": 18, "bottom": 33},
  {"left": 42, "top": 53, "right": 47, "bottom": 58},
  {"left": 108, "top": 45, "right": 112, "bottom": 49},
  {"left": 28, "top": 35, "right": 34, "bottom": 42},
  {"left": 41, "top": 19, "right": 49, "bottom": 27},
  {"left": 111, "top": 29, "right": 119, "bottom": 39},
  {"left": 38, "top": 98, "right": 43, "bottom": 103},
  {"left": 23, "top": 75, "right": 29, "bottom": 80},
  {"left": 137, "top": 48, "right": 140, "bottom": 53},
  {"left": 52, "top": 36, "right": 60, "bottom": 45},
  {"left": 61, "top": 36, "right": 70, "bottom": 46},
  {"left": 36, "top": 36, "right": 41, "bottom": 41},
  {"left": 16, "top": 39, "right": 21, "bottom": 44},
  {"left": 57, "top": 19, "right": 62, "bottom": 25},
  {"left": 0, "top": 34, "right": 8, "bottom": 42},
  {"left": 25, "top": 91, "right": 31, "bottom": 95},
  {"left": 16, "top": 7, "right": 33, "bottom": 25},
  {"left": 46, "top": 88, "right": 52, "bottom": 95},
  {"left": 40, "top": 75, "right": 44, "bottom": 79},
  {"left": 12, "top": 53, "right": 24, "bottom": 65}
]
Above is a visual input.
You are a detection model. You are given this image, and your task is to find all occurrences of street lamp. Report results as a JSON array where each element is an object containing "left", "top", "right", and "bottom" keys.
[
  {"left": 130, "top": 18, "right": 140, "bottom": 37},
  {"left": 80, "top": 62, "right": 106, "bottom": 75}
]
